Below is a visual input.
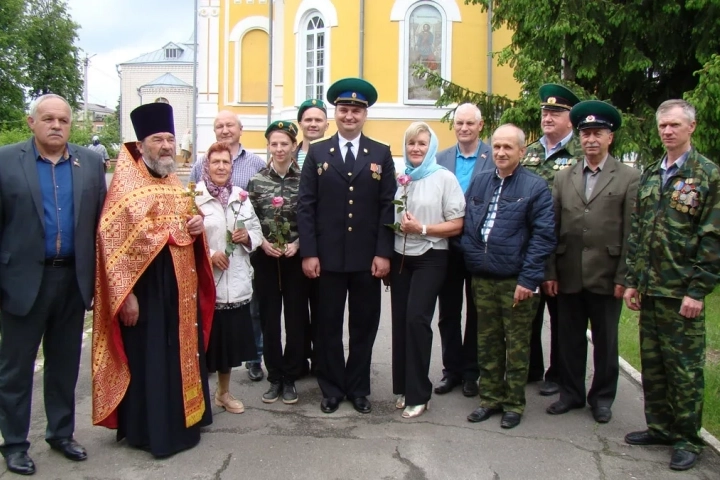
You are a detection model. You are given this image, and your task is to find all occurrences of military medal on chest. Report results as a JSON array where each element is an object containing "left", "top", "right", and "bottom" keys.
[
  {"left": 671, "top": 178, "right": 700, "bottom": 215},
  {"left": 554, "top": 157, "right": 570, "bottom": 170}
]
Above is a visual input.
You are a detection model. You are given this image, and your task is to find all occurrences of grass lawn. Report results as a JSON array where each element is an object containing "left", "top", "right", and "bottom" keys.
[{"left": 618, "top": 291, "right": 720, "bottom": 439}]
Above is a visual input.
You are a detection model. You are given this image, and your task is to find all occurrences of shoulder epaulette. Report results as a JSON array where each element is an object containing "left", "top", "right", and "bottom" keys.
[
  {"left": 366, "top": 136, "right": 390, "bottom": 147},
  {"left": 310, "top": 137, "right": 330, "bottom": 145}
]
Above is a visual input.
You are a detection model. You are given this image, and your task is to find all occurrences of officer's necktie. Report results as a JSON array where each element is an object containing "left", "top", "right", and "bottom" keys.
[{"left": 344, "top": 141, "right": 356, "bottom": 172}]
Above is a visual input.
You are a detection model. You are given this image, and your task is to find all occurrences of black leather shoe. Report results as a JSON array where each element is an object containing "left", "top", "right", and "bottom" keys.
[
  {"left": 5, "top": 452, "right": 36, "bottom": 475},
  {"left": 462, "top": 380, "right": 479, "bottom": 397},
  {"left": 467, "top": 406, "right": 501, "bottom": 423},
  {"left": 670, "top": 449, "right": 698, "bottom": 471},
  {"left": 592, "top": 406, "right": 612, "bottom": 423},
  {"left": 434, "top": 376, "right": 460, "bottom": 394},
  {"left": 350, "top": 396, "right": 372, "bottom": 414},
  {"left": 624, "top": 430, "right": 674, "bottom": 446},
  {"left": 47, "top": 438, "right": 87, "bottom": 461},
  {"left": 500, "top": 412, "right": 522, "bottom": 429},
  {"left": 539, "top": 381, "right": 559, "bottom": 396},
  {"left": 546, "top": 400, "right": 584, "bottom": 415},
  {"left": 247, "top": 364, "right": 264, "bottom": 381},
  {"left": 320, "top": 396, "right": 342, "bottom": 414}
]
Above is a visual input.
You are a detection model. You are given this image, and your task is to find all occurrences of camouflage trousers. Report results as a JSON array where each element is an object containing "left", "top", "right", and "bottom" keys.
[
  {"left": 472, "top": 276, "right": 539, "bottom": 414},
  {"left": 640, "top": 295, "right": 705, "bottom": 453}
]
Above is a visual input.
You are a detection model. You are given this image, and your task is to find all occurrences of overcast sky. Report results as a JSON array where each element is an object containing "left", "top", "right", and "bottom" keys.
[{"left": 67, "top": 0, "right": 195, "bottom": 107}]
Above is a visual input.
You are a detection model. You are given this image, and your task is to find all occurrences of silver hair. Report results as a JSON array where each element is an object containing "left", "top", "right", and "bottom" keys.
[
  {"left": 29, "top": 94, "right": 72, "bottom": 119},
  {"left": 454, "top": 103, "right": 482, "bottom": 122},
  {"left": 491, "top": 124, "right": 526, "bottom": 147},
  {"left": 656, "top": 99, "right": 696, "bottom": 124}
]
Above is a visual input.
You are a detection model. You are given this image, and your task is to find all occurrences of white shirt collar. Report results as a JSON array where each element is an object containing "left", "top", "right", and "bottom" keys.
[{"left": 337, "top": 133, "right": 361, "bottom": 159}]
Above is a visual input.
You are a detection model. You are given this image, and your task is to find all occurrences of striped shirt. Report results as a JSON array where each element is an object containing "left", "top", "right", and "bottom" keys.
[
  {"left": 189, "top": 144, "right": 266, "bottom": 190},
  {"left": 481, "top": 171, "right": 506, "bottom": 242},
  {"left": 297, "top": 149, "right": 307, "bottom": 169}
]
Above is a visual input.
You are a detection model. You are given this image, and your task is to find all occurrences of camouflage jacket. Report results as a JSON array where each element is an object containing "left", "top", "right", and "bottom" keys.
[
  {"left": 521, "top": 134, "right": 582, "bottom": 189},
  {"left": 625, "top": 148, "right": 720, "bottom": 299},
  {"left": 247, "top": 163, "right": 301, "bottom": 244}
]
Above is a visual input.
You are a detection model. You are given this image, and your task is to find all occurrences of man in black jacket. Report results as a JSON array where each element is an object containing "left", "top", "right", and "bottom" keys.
[
  {"left": 462, "top": 124, "right": 556, "bottom": 429},
  {"left": 297, "top": 78, "right": 396, "bottom": 415}
]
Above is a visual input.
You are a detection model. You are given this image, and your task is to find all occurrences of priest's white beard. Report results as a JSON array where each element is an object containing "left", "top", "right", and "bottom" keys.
[{"left": 143, "top": 154, "right": 177, "bottom": 176}]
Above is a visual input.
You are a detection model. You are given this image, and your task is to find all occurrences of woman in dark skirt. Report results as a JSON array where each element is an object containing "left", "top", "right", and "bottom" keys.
[{"left": 196, "top": 141, "right": 264, "bottom": 413}]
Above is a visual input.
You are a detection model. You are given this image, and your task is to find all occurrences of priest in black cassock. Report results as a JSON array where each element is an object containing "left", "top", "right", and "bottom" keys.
[{"left": 91, "top": 103, "right": 216, "bottom": 457}]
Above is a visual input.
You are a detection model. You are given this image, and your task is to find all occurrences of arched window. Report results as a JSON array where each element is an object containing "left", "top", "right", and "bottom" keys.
[
  {"left": 304, "top": 16, "right": 326, "bottom": 100},
  {"left": 392, "top": 0, "right": 459, "bottom": 105},
  {"left": 405, "top": 3, "right": 444, "bottom": 103}
]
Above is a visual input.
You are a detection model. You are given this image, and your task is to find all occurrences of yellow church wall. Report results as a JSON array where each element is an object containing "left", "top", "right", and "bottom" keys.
[
  {"left": 362, "top": 1, "right": 400, "bottom": 103},
  {"left": 241, "top": 29, "right": 269, "bottom": 102}
]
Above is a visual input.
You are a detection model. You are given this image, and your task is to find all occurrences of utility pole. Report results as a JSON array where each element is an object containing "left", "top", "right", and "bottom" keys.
[{"left": 82, "top": 53, "right": 96, "bottom": 120}]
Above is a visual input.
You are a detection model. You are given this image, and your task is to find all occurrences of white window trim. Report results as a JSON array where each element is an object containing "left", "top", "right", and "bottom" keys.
[
  {"left": 294, "top": 0, "right": 338, "bottom": 106},
  {"left": 226, "top": 15, "right": 270, "bottom": 105},
  {"left": 391, "top": 0, "right": 460, "bottom": 106}
]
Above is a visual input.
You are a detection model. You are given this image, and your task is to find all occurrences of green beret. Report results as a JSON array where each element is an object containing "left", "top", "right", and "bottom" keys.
[
  {"left": 570, "top": 100, "right": 622, "bottom": 132},
  {"left": 539, "top": 83, "right": 580, "bottom": 111},
  {"left": 297, "top": 98, "right": 327, "bottom": 121},
  {"left": 326, "top": 77, "right": 378, "bottom": 108},
  {"left": 265, "top": 120, "right": 298, "bottom": 141}
]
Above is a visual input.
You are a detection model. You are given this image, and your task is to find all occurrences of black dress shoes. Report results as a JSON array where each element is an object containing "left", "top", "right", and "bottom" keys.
[
  {"left": 247, "top": 363, "right": 264, "bottom": 381},
  {"left": 592, "top": 406, "right": 612, "bottom": 423},
  {"left": 5, "top": 452, "right": 36, "bottom": 475},
  {"left": 670, "top": 449, "right": 698, "bottom": 471},
  {"left": 539, "top": 381, "right": 559, "bottom": 396},
  {"left": 462, "top": 380, "right": 479, "bottom": 397},
  {"left": 434, "top": 376, "right": 460, "bottom": 394},
  {"left": 47, "top": 438, "right": 87, "bottom": 461},
  {"left": 467, "top": 406, "right": 501, "bottom": 423},
  {"left": 350, "top": 396, "right": 372, "bottom": 414},
  {"left": 500, "top": 412, "right": 522, "bottom": 429},
  {"left": 321, "top": 396, "right": 342, "bottom": 414},
  {"left": 624, "top": 430, "right": 674, "bottom": 446},
  {"left": 546, "top": 400, "right": 584, "bottom": 415}
]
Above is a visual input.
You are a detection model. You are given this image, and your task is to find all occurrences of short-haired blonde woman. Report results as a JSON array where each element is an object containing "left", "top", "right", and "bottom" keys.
[{"left": 390, "top": 122, "right": 466, "bottom": 418}]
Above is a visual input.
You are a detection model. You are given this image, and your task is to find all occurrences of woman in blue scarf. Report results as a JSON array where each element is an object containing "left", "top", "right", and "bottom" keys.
[{"left": 390, "top": 122, "right": 466, "bottom": 418}]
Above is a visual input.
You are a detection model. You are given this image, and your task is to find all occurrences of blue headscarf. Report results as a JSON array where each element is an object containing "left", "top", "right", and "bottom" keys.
[{"left": 403, "top": 125, "right": 445, "bottom": 181}]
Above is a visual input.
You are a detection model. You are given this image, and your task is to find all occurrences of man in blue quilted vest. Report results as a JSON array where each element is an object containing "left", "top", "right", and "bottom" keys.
[{"left": 461, "top": 124, "right": 556, "bottom": 429}]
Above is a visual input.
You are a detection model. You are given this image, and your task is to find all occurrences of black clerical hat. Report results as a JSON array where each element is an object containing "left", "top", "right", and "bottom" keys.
[{"left": 130, "top": 103, "right": 175, "bottom": 141}]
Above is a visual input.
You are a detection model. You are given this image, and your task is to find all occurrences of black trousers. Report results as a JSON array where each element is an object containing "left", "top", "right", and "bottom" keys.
[
  {"left": 528, "top": 293, "right": 559, "bottom": 383},
  {"left": 0, "top": 266, "right": 85, "bottom": 456},
  {"left": 304, "top": 279, "right": 320, "bottom": 367},
  {"left": 253, "top": 251, "right": 310, "bottom": 383},
  {"left": 557, "top": 291, "right": 621, "bottom": 408},
  {"left": 315, "top": 270, "right": 381, "bottom": 399},
  {"left": 437, "top": 249, "right": 479, "bottom": 382},
  {"left": 391, "top": 250, "right": 448, "bottom": 405}
]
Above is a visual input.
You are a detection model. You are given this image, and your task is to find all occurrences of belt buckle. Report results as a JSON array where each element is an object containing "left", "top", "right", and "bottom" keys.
[{"left": 51, "top": 258, "right": 63, "bottom": 267}]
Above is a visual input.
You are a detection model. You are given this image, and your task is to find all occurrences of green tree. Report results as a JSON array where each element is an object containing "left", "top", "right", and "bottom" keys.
[
  {"left": 416, "top": 0, "right": 720, "bottom": 164},
  {"left": 0, "top": 0, "right": 28, "bottom": 127},
  {"left": 23, "top": 0, "right": 83, "bottom": 108}
]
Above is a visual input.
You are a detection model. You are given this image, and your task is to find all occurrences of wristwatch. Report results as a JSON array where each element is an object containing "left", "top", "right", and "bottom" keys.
[{"left": 421, "top": 224, "right": 427, "bottom": 236}]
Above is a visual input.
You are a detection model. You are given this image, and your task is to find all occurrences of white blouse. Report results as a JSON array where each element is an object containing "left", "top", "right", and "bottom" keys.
[{"left": 393, "top": 169, "right": 465, "bottom": 256}]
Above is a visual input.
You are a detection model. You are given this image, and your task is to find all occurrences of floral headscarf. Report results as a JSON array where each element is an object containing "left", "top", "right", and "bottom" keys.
[{"left": 201, "top": 153, "right": 234, "bottom": 208}]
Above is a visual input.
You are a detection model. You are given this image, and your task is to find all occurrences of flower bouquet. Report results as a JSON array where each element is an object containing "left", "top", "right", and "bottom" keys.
[{"left": 385, "top": 174, "right": 412, "bottom": 273}]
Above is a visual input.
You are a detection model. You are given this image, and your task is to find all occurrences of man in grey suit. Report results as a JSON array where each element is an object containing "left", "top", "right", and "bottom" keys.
[
  {"left": 543, "top": 100, "right": 639, "bottom": 423},
  {"left": 434, "top": 103, "right": 493, "bottom": 397},
  {"left": 0, "top": 94, "right": 107, "bottom": 475}
]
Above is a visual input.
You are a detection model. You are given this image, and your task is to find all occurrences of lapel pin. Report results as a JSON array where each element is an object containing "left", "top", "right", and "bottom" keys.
[
  {"left": 363, "top": 148, "right": 368, "bottom": 154},
  {"left": 73, "top": 159, "right": 80, "bottom": 167},
  {"left": 330, "top": 147, "right": 335, "bottom": 153}
]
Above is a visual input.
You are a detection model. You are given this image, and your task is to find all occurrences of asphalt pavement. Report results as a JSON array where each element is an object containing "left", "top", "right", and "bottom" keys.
[{"left": 11, "top": 289, "right": 720, "bottom": 480}]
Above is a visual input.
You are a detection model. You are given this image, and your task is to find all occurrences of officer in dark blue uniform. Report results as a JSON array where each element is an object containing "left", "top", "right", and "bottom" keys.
[{"left": 297, "top": 77, "right": 396, "bottom": 414}]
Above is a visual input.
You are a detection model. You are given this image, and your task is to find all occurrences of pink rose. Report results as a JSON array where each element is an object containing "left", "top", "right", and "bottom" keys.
[
  {"left": 239, "top": 190, "right": 248, "bottom": 202},
  {"left": 397, "top": 174, "right": 412, "bottom": 186},
  {"left": 271, "top": 196, "right": 284, "bottom": 208}
]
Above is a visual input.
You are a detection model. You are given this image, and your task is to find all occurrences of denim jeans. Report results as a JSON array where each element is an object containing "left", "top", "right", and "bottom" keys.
[{"left": 246, "top": 289, "right": 264, "bottom": 367}]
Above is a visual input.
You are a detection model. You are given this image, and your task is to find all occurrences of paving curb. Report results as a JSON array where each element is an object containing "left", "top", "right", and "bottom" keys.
[{"left": 586, "top": 330, "right": 720, "bottom": 454}]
